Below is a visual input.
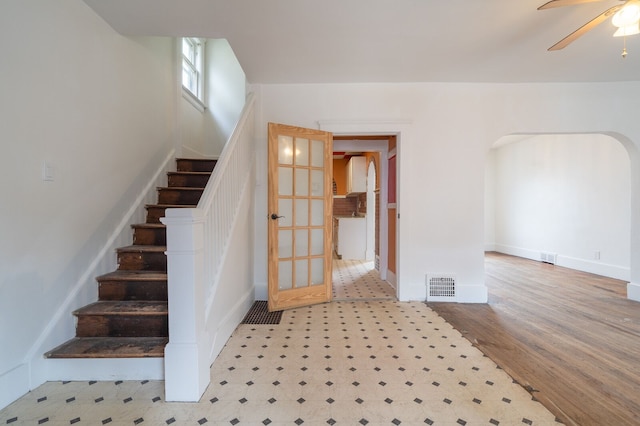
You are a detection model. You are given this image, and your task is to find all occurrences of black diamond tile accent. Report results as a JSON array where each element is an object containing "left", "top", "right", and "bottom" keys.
[
  {"left": 352, "top": 381, "right": 360, "bottom": 386},
  {"left": 457, "top": 419, "right": 467, "bottom": 425},
  {"left": 7, "top": 417, "right": 18, "bottom": 424},
  {"left": 473, "top": 398, "right": 482, "bottom": 404},
  {"left": 37, "top": 396, "right": 47, "bottom": 403},
  {"left": 134, "top": 418, "right": 143, "bottom": 425},
  {"left": 424, "top": 420, "right": 434, "bottom": 425},
  {"left": 385, "top": 397, "right": 393, "bottom": 404},
  {"left": 522, "top": 419, "right": 533, "bottom": 425},
  {"left": 268, "top": 397, "right": 277, "bottom": 404},
  {"left": 199, "top": 418, "right": 208, "bottom": 425},
  {"left": 295, "top": 419, "right": 304, "bottom": 425},
  {"left": 95, "top": 396, "right": 104, "bottom": 403},
  {"left": 486, "top": 380, "right": 494, "bottom": 386},
  {"left": 459, "top": 381, "right": 467, "bottom": 387},
  {"left": 432, "top": 381, "right": 440, "bottom": 387},
  {"left": 273, "top": 381, "right": 280, "bottom": 386},
  {"left": 326, "top": 381, "right": 333, "bottom": 386},
  {"left": 114, "top": 381, "right": 122, "bottom": 385},
  {"left": 297, "top": 397, "right": 305, "bottom": 404},
  {"left": 102, "top": 419, "right": 112, "bottom": 425},
  {"left": 38, "top": 418, "right": 49, "bottom": 424},
  {"left": 166, "top": 418, "right": 176, "bottom": 425},
  {"left": 239, "top": 397, "right": 248, "bottom": 404},
  {"left": 262, "top": 420, "right": 272, "bottom": 425},
  {"left": 502, "top": 397, "right": 512, "bottom": 404},
  {"left": 299, "top": 381, "right": 307, "bottom": 386},
  {"left": 326, "top": 398, "right": 335, "bottom": 404},
  {"left": 444, "top": 398, "right": 452, "bottom": 404},
  {"left": 392, "top": 419, "right": 401, "bottom": 425},
  {"left": 220, "top": 380, "right": 228, "bottom": 386},
  {"left": 70, "top": 418, "right": 81, "bottom": 425},
  {"left": 229, "top": 419, "right": 238, "bottom": 425},
  {"left": 66, "top": 397, "right": 75, "bottom": 403},
  {"left": 123, "top": 397, "right": 133, "bottom": 403},
  {"left": 378, "top": 381, "right": 386, "bottom": 386},
  {"left": 356, "top": 398, "right": 364, "bottom": 404},
  {"left": 490, "top": 419, "right": 500, "bottom": 425},
  {"left": 405, "top": 381, "right": 413, "bottom": 386},
  {"left": 210, "top": 397, "right": 219, "bottom": 403},
  {"left": 327, "top": 419, "right": 336, "bottom": 425},
  {"left": 359, "top": 419, "right": 369, "bottom": 425},
  {"left": 414, "top": 397, "right": 423, "bottom": 404}
]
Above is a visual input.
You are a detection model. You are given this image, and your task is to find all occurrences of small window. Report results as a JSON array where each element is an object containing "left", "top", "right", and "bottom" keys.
[{"left": 182, "top": 38, "right": 204, "bottom": 105}]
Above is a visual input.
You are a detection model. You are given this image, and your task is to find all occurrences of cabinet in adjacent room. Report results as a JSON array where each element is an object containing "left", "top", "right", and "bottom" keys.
[{"left": 346, "top": 156, "right": 366, "bottom": 195}]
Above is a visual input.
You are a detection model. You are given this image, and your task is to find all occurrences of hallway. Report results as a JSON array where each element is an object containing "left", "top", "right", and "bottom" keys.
[{"left": 0, "top": 261, "right": 558, "bottom": 425}]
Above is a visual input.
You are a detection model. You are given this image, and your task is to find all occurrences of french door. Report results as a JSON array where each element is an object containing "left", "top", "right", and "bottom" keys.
[{"left": 267, "top": 123, "right": 333, "bottom": 311}]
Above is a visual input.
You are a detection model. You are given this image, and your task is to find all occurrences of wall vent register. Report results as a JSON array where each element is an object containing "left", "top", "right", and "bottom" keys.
[{"left": 426, "top": 274, "right": 456, "bottom": 302}]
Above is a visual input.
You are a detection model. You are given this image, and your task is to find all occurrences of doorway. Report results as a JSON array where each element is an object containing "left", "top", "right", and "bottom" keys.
[{"left": 332, "top": 135, "right": 397, "bottom": 299}]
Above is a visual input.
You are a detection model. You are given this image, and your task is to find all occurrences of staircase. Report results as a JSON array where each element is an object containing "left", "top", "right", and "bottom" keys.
[{"left": 45, "top": 158, "right": 216, "bottom": 359}]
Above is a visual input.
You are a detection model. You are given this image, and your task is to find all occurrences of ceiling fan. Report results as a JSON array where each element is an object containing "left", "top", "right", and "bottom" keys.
[{"left": 539, "top": 0, "right": 640, "bottom": 52}]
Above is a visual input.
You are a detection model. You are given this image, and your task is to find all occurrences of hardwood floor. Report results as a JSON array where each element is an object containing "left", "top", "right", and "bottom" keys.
[{"left": 428, "top": 252, "right": 640, "bottom": 426}]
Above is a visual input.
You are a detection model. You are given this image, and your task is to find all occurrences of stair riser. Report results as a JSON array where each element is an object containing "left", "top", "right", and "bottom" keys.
[
  {"left": 117, "top": 252, "right": 166, "bottom": 271},
  {"left": 76, "top": 315, "right": 168, "bottom": 337},
  {"left": 157, "top": 188, "right": 204, "bottom": 205},
  {"left": 176, "top": 159, "right": 217, "bottom": 172},
  {"left": 168, "top": 173, "right": 210, "bottom": 188},
  {"left": 133, "top": 227, "right": 166, "bottom": 245},
  {"left": 98, "top": 281, "right": 167, "bottom": 301},
  {"left": 145, "top": 206, "right": 166, "bottom": 224}
]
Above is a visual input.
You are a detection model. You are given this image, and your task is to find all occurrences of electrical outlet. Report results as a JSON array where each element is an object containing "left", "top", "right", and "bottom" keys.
[{"left": 594, "top": 251, "right": 601, "bottom": 260}]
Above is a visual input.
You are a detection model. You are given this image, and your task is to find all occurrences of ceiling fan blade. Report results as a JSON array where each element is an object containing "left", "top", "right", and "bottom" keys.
[
  {"left": 548, "top": 4, "right": 624, "bottom": 50},
  {"left": 538, "top": 0, "right": 612, "bottom": 10}
]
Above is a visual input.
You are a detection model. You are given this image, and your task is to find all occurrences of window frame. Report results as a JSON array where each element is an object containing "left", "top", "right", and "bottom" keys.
[{"left": 181, "top": 37, "right": 205, "bottom": 111}]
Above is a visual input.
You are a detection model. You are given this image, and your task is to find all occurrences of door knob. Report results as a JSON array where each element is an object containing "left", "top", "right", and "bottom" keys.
[{"left": 270, "top": 213, "right": 284, "bottom": 220}]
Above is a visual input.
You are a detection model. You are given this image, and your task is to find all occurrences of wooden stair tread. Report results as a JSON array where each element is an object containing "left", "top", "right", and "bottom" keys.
[
  {"left": 131, "top": 223, "right": 165, "bottom": 229},
  {"left": 157, "top": 186, "right": 205, "bottom": 190},
  {"left": 145, "top": 203, "right": 197, "bottom": 208},
  {"left": 167, "top": 171, "right": 211, "bottom": 176},
  {"left": 96, "top": 270, "right": 167, "bottom": 281},
  {"left": 45, "top": 337, "right": 167, "bottom": 358},
  {"left": 75, "top": 301, "right": 167, "bottom": 315},
  {"left": 116, "top": 245, "right": 166, "bottom": 253}
]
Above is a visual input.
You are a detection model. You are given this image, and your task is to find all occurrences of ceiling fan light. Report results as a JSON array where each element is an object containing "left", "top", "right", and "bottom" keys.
[
  {"left": 614, "top": 22, "right": 640, "bottom": 37},
  {"left": 612, "top": 4, "right": 640, "bottom": 28}
]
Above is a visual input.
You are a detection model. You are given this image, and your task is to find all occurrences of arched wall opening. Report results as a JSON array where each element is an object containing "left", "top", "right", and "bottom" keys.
[{"left": 485, "top": 133, "right": 631, "bottom": 283}]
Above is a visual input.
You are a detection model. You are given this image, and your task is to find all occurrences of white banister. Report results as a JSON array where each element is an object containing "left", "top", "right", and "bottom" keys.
[{"left": 162, "top": 93, "right": 256, "bottom": 401}]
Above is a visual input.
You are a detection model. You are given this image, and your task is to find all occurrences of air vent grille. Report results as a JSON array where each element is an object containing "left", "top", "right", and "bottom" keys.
[
  {"left": 426, "top": 274, "right": 456, "bottom": 302},
  {"left": 540, "top": 252, "right": 557, "bottom": 265}
]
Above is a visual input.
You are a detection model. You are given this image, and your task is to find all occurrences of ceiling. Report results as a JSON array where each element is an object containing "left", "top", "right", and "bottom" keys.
[{"left": 84, "top": 0, "right": 640, "bottom": 84}]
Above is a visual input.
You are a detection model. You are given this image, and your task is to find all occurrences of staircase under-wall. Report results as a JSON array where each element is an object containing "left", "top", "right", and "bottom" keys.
[{"left": 45, "top": 158, "right": 216, "bottom": 359}]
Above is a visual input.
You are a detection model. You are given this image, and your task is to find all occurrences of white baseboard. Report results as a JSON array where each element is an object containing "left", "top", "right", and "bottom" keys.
[
  {"left": 43, "top": 358, "right": 164, "bottom": 382},
  {"left": 627, "top": 282, "right": 640, "bottom": 302},
  {"left": 493, "top": 244, "right": 630, "bottom": 281}
]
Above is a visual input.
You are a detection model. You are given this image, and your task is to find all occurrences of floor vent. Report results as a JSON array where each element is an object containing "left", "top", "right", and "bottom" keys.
[
  {"left": 540, "top": 252, "right": 557, "bottom": 265},
  {"left": 426, "top": 274, "right": 456, "bottom": 302},
  {"left": 241, "top": 301, "right": 283, "bottom": 325}
]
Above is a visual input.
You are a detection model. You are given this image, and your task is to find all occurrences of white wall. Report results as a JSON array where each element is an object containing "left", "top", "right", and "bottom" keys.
[
  {"left": 181, "top": 39, "right": 247, "bottom": 158},
  {"left": 0, "top": 0, "right": 177, "bottom": 409},
  {"left": 251, "top": 82, "right": 640, "bottom": 304},
  {"left": 487, "top": 134, "right": 630, "bottom": 280}
]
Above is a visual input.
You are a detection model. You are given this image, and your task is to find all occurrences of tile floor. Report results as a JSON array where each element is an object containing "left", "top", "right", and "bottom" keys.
[
  {"left": 332, "top": 260, "right": 396, "bottom": 301},
  {"left": 1, "top": 262, "right": 561, "bottom": 425}
]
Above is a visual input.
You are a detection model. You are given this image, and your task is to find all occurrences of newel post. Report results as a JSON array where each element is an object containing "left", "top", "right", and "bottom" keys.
[{"left": 161, "top": 208, "right": 210, "bottom": 401}]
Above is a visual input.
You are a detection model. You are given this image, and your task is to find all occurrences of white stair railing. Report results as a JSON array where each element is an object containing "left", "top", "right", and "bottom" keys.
[{"left": 161, "top": 92, "right": 256, "bottom": 401}]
